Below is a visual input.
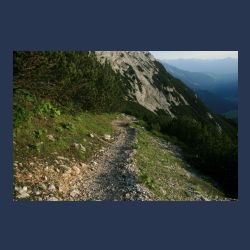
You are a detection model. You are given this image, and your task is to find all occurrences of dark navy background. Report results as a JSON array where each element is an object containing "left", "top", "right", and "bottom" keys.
[{"left": 0, "top": 0, "right": 248, "bottom": 249}]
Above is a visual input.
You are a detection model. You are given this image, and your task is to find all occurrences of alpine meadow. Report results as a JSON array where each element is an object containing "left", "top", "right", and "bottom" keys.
[{"left": 13, "top": 51, "right": 238, "bottom": 201}]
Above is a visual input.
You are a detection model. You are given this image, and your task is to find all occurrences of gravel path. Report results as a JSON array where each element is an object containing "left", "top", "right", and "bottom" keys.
[{"left": 73, "top": 119, "right": 154, "bottom": 201}]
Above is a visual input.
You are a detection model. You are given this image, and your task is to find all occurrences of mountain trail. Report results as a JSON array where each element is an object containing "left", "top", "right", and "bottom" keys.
[
  {"left": 14, "top": 116, "right": 155, "bottom": 201},
  {"left": 72, "top": 118, "right": 155, "bottom": 201}
]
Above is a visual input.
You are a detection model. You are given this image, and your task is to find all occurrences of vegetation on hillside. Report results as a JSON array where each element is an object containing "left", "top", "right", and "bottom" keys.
[
  {"left": 13, "top": 51, "right": 238, "bottom": 198},
  {"left": 124, "top": 61, "right": 238, "bottom": 198},
  {"left": 13, "top": 87, "right": 119, "bottom": 164},
  {"left": 159, "top": 116, "right": 237, "bottom": 197},
  {"left": 14, "top": 51, "right": 124, "bottom": 113},
  {"left": 133, "top": 124, "right": 226, "bottom": 200}
]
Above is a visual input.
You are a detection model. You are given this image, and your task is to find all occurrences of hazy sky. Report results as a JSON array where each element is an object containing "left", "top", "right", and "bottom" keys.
[{"left": 150, "top": 51, "right": 238, "bottom": 60}]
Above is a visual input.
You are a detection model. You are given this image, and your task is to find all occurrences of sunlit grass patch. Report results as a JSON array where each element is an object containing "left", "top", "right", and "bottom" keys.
[
  {"left": 133, "top": 124, "right": 225, "bottom": 201},
  {"left": 13, "top": 89, "right": 119, "bottom": 164}
]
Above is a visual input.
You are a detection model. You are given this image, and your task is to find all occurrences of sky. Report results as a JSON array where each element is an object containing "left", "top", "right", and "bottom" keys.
[{"left": 150, "top": 51, "right": 238, "bottom": 60}]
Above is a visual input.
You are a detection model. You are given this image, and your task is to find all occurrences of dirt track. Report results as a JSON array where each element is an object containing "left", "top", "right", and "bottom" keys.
[{"left": 75, "top": 119, "right": 154, "bottom": 201}]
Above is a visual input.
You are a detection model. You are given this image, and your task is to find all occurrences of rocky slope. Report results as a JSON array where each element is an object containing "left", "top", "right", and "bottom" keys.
[{"left": 95, "top": 51, "right": 191, "bottom": 118}]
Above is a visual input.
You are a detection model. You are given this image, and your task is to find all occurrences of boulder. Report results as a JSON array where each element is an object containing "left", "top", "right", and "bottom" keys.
[
  {"left": 16, "top": 186, "right": 30, "bottom": 199},
  {"left": 39, "top": 183, "right": 47, "bottom": 190},
  {"left": 103, "top": 134, "right": 111, "bottom": 141},
  {"left": 47, "top": 134, "right": 55, "bottom": 142},
  {"left": 79, "top": 162, "right": 87, "bottom": 168},
  {"left": 72, "top": 143, "right": 86, "bottom": 152},
  {"left": 47, "top": 197, "right": 59, "bottom": 201},
  {"left": 48, "top": 184, "right": 56, "bottom": 192},
  {"left": 57, "top": 156, "right": 69, "bottom": 161},
  {"left": 13, "top": 162, "right": 18, "bottom": 167},
  {"left": 20, "top": 186, "right": 28, "bottom": 193},
  {"left": 91, "top": 161, "right": 98, "bottom": 166},
  {"left": 70, "top": 189, "right": 80, "bottom": 197},
  {"left": 72, "top": 166, "right": 81, "bottom": 175},
  {"left": 200, "top": 196, "right": 210, "bottom": 201},
  {"left": 59, "top": 165, "right": 71, "bottom": 173},
  {"left": 17, "top": 193, "right": 30, "bottom": 199}
]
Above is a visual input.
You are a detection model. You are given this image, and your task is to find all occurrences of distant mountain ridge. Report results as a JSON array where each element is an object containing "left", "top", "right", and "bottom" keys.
[
  {"left": 161, "top": 57, "right": 238, "bottom": 75},
  {"left": 162, "top": 62, "right": 238, "bottom": 117}
]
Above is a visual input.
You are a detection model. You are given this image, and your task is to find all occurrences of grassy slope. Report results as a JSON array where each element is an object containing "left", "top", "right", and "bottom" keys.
[
  {"left": 14, "top": 113, "right": 118, "bottom": 162},
  {"left": 13, "top": 90, "right": 119, "bottom": 165},
  {"left": 132, "top": 124, "right": 226, "bottom": 201},
  {"left": 13, "top": 89, "right": 226, "bottom": 201}
]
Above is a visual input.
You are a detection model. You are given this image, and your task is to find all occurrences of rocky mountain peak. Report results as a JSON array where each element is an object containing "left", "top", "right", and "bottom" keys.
[{"left": 95, "top": 51, "right": 189, "bottom": 117}]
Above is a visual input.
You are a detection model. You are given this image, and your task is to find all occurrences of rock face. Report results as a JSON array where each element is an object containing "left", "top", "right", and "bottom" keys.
[{"left": 95, "top": 51, "right": 190, "bottom": 117}]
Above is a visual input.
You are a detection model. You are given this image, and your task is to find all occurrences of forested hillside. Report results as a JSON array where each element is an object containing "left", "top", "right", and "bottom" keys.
[
  {"left": 13, "top": 51, "right": 238, "bottom": 199},
  {"left": 14, "top": 51, "right": 124, "bottom": 115}
]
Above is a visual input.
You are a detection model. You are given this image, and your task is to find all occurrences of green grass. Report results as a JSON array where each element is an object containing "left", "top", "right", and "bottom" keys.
[
  {"left": 13, "top": 89, "right": 119, "bottom": 164},
  {"left": 14, "top": 112, "right": 118, "bottom": 163},
  {"left": 133, "top": 124, "right": 226, "bottom": 201}
]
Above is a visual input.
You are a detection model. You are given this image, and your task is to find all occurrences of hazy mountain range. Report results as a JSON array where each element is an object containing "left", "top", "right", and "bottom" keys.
[
  {"left": 161, "top": 58, "right": 238, "bottom": 75},
  {"left": 161, "top": 59, "right": 238, "bottom": 121}
]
